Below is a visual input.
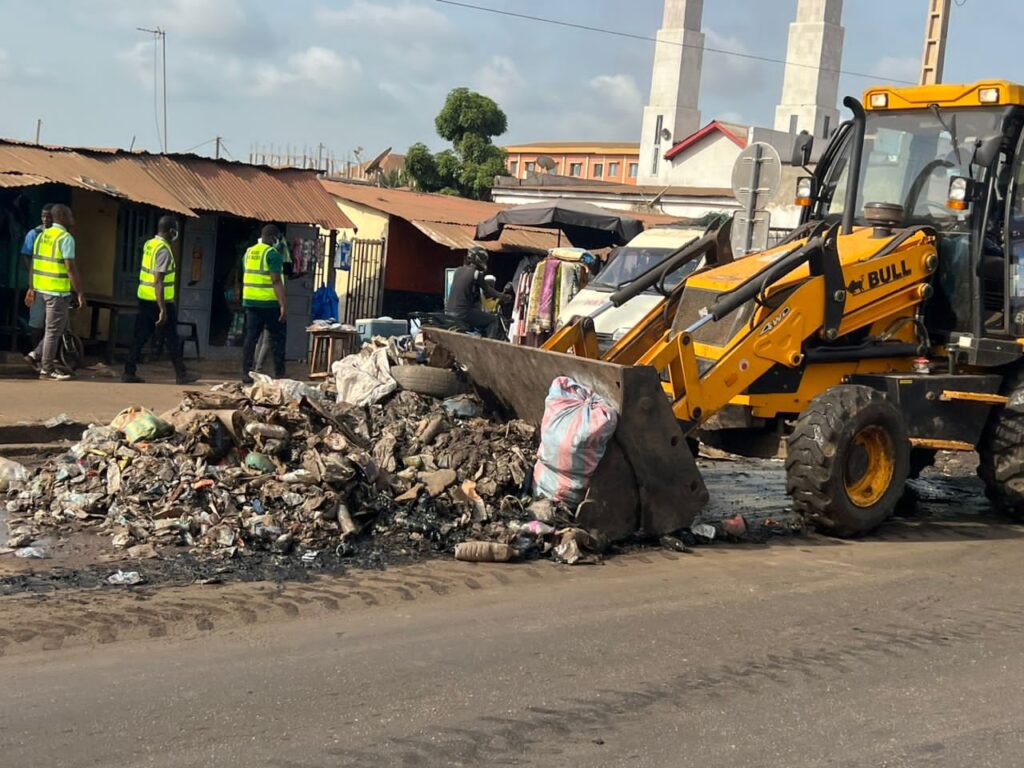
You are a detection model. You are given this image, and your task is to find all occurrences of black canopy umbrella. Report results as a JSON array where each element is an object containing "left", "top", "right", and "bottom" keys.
[{"left": 475, "top": 200, "right": 645, "bottom": 250}]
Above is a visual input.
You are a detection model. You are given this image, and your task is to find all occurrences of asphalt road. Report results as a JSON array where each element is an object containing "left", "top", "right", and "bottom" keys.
[{"left": 2, "top": 509, "right": 1023, "bottom": 768}]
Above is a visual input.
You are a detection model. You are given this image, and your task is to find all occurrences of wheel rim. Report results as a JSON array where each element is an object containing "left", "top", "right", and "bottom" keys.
[{"left": 844, "top": 425, "right": 895, "bottom": 508}]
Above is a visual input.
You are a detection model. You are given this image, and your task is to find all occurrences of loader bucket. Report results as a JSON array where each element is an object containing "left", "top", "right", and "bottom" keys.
[{"left": 425, "top": 329, "right": 708, "bottom": 541}]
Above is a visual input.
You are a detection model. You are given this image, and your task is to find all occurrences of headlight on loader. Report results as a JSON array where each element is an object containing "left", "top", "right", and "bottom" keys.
[{"left": 795, "top": 176, "right": 815, "bottom": 207}]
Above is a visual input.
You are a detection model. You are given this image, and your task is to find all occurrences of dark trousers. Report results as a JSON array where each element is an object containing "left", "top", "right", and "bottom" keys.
[
  {"left": 460, "top": 308, "right": 502, "bottom": 340},
  {"left": 125, "top": 300, "right": 184, "bottom": 376},
  {"left": 243, "top": 307, "right": 286, "bottom": 379}
]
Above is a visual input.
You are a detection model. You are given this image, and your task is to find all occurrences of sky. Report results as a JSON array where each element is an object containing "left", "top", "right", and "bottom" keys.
[{"left": 1, "top": 0, "right": 1022, "bottom": 164}]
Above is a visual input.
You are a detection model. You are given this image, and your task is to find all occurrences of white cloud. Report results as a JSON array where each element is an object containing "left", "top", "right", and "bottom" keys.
[
  {"left": 588, "top": 74, "right": 644, "bottom": 115},
  {"left": 701, "top": 28, "right": 766, "bottom": 99},
  {"left": 475, "top": 56, "right": 526, "bottom": 104},
  {"left": 717, "top": 110, "right": 747, "bottom": 125},
  {"left": 118, "top": 42, "right": 153, "bottom": 87},
  {"left": 251, "top": 47, "right": 361, "bottom": 97},
  {"left": 315, "top": 1, "right": 452, "bottom": 37},
  {"left": 0, "top": 49, "right": 10, "bottom": 80},
  {"left": 871, "top": 56, "right": 919, "bottom": 85}
]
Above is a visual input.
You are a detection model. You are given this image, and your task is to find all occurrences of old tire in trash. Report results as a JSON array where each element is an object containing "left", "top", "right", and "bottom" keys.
[
  {"left": 785, "top": 384, "right": 910, "bottom": 538},
  {"left": 977, "top": 369, "right": 1024, "bottom": 520},
  {"left": 391, "top": 365, "right": 463, "bottom": 399}
]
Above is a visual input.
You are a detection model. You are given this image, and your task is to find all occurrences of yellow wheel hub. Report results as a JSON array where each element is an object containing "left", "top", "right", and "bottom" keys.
[{"left": 844, "top": 425, "right": 895, "bottom": 508}]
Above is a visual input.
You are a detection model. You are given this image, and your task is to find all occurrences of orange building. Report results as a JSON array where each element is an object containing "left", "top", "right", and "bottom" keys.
[{"left": 502, "top": 141, "right": 641, "bottom": 185}]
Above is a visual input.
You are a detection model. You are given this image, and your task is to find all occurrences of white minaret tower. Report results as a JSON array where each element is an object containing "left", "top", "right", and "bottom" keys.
[
  {"left": 774, "top": 0, "right": 845, "bottom": 139},
  {"left": 638, "top": 0, "right": 704, "bottom": 186}
]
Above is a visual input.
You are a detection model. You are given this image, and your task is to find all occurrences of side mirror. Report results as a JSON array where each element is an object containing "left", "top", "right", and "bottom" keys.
[
  {"left": 795, "top": 176, "right": 816, "bottom": 207},
  {"left": 973, "top": 135, "right": 1003, "bottom": 167},
  {"left": 791, "top": 131, "right": 814, "bottom": 167}
]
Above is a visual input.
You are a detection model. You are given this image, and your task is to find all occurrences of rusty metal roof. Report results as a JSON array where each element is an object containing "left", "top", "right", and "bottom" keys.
[
  {"left": 0, "top": 139, "right": 353, "bottom": 229},
  {"left": 409, "top": 221, "right": 556, "bottom": 253},
  {"left": 138, "top": 155, "right": 352, "bottom": 228},
  {"left": 321, "top": 180, "right": 507, "bottom": 226},
  {"left": 321, "top": 180, "right": 558, "bottom": 252},
  {"left": 0, "top": 142, "right": 193, "bottom": 214}
]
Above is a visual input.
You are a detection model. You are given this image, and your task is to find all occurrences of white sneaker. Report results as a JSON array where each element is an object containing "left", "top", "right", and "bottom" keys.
[
  {"left": 24, "top": 351, "right": 39, "bottom": 369},
  {"left": 40, "top": 369, "right": 72, "bottom": 381}
]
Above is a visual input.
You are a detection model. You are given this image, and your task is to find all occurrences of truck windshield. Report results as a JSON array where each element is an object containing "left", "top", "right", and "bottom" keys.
[
  {"left": 590, "top": 244, "right": 699, "bottom": 292},
  {"left": 818, "top": 107, "right": 1009, "bottom": 226}
]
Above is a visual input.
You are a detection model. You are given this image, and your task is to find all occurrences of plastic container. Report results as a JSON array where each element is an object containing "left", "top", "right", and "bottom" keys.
[{"left": 355, "top": 317, "right": 408, "bottom": 343}]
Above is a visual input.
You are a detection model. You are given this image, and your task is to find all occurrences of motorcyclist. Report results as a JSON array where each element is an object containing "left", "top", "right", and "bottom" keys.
[{"left": 445, "top": 247, "right": 509, "bottom": 339}]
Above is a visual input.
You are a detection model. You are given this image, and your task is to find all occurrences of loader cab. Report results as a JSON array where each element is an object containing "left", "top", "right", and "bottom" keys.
[{"left": 800, "top": 84, "right": 1024, "bottom": 344}]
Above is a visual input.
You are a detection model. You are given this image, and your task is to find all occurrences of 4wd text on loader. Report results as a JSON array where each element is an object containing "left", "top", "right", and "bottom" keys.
[{"left": 429, "top": 79, "right": 1024, "bottom": 538}]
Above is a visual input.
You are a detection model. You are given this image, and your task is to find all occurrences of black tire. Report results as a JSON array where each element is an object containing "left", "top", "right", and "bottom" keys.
[
  {"left": 391, "top": 364, "right": 464, "bottom": 399},
  {"left": 786, "top": 385, "right": 910, "bottom": 537},
  {"left": 977, "top": 368, "right": 1024, "bottom": 519}
]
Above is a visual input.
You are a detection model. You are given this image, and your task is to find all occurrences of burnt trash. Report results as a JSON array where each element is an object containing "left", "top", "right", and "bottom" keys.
[{"left": 2, "top": 367, "right": 580, "bottom": 570}]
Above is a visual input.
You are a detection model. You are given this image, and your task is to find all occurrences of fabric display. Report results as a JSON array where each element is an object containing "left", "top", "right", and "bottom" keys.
[{"left": 508, "top": 250, "right": 590, "bottom": 346}]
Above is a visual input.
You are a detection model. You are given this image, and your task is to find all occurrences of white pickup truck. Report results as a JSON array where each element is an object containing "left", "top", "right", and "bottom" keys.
[{"left": 558, "top": 225, "right": 706, "bottom": 352}]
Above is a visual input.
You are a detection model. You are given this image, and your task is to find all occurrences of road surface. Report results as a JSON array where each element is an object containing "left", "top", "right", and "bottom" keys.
[{"left": 1, "top": 508, "right": 1023, "bottom": 767}]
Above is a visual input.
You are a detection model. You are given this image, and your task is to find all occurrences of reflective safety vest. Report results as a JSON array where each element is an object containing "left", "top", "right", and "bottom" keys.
[
  {"left": 32, "top": 226, "right": 72, "bottom": 293},
  {"left": 243, "top": 243, "right": 278, "bottom": 303},
  {"left": 137, "top": 236, "right": 176, "bottom": 302}
]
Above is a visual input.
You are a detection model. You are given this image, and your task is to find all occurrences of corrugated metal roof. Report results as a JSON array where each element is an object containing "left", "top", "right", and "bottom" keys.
[
  {"left": 0, "top": 171, "right": 50, "bottom": 188},
  {"left": 0, "top": 143, "right": 193, "bottom": 214},
  {"left": 409, "top": 220, "right": 556, "bottom": 253},
  {"left": 321, "top": 180, "right": 506, "bottom": 226},
  {"left": 0, "top": 139, "right": 353, "bottom": 229},
  {"left": 139, "top": 156, "right": 351, "bottom": 228}
]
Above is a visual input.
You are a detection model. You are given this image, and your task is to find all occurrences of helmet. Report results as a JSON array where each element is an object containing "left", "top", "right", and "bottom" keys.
[{"left": 467, "top": 247, "right": 489, "bottom": 271}]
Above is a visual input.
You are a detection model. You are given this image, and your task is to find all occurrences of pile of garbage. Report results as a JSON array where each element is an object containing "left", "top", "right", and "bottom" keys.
[{"left": 4, "top": 369, "right": 606, "bottom": 565}]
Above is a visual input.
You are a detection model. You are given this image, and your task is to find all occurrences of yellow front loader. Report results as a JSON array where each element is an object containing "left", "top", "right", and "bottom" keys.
[{"left": 430, "top": 80, "right": 1024, "bottom": 538}]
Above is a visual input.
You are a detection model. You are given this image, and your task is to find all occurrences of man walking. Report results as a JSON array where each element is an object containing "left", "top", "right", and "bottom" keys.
[
  {"left": 241, "top": 224, "right": 287, "bottom": 383},
  {"left": 21, "top": 203, "right": 53, "bottom": 357},
  {"left": 122, "top": 215, "right": 196, "bottom": 384},
  {"left": 26, "top": 204, "right": 85, "bottom": 381}
]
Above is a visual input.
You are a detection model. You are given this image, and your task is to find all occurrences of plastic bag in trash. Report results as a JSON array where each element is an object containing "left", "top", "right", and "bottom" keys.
[
  {"left": 332, "top": 347, "right": 397, "bottom": 406},
  {"left": 532, "top": 377, "right": 619, "bottom": 506},
  {"left": 247, "top": 372, "right": 326, "bottom": 405},
  {"left": 0, "top": 457, "right": 29, "bottom": 491},
  {"left": 110, "top": 407, "right": 174, "bottom": 444}
]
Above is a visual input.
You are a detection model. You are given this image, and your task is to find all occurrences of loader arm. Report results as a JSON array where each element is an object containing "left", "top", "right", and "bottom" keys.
[
  {"left": 543, "top": 220, "right": 734, "bottom": 360},
  {"left": 646, "top": 226, "right": 938, "bottom": 431}
]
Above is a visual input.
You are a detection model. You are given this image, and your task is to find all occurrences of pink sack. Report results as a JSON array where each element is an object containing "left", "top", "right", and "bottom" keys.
[{"left": 533, "top": 377, "right": 619, "bottom": 505}]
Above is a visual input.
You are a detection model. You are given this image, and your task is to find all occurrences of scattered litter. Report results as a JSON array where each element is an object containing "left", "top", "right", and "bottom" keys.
[
  {"left": 454, "top": 541, "right": 514, "bottom": 563},
  {"left": 721, "top": 514, "right": 748, "bottom": 538},
  {"left": 44, "top": 412, "right": 74, "bottom": 428},
  {"left": 107, "top": 570, "right": 145, "bottom": 586},
  {"left": 659, "top": 535, "right": 693, "bottom": 554},
  {"left": 300, "top": 550, "right": 320, "bottom": 565},
  {"left": 3, "top": 373, "right": 553, "bottom": 566},
  {"left": 442, "top": 395, "right": 481, "bottom": 419},
  {"left": 690, "top": 522, "right": 717, "bottom": 544},
  {"left": 14, "top": 547, "right": 48, "bottom": 559},
  {"left": 0, "top": 457, "right": 29, "bottom": 492}
]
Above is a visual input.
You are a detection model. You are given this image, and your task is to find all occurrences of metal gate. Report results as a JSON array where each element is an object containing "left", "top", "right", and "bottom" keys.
[{"left": 342, "top": 237, "right": 386, "bottom": 324}]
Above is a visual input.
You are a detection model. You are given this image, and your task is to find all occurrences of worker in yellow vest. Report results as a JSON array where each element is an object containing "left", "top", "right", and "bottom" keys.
[
  {"left": 25, "top": 204, "right": 86, "bottom": 381},
  {"left": 241, "top": 224, "right": 288, "bottom": 383},
  {"left": 122, "top": 215, "right": 196, "bottom": 384}
]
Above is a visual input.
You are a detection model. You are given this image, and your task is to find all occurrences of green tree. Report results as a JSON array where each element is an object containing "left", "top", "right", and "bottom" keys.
[{"left": 404, "top": 88, "right": 510, "bottom": 200}]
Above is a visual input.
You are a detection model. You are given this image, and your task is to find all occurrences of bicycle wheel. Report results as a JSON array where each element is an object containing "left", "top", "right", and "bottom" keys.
[{"left": 59, "top": 331, "right": 84, "bottom": 370}]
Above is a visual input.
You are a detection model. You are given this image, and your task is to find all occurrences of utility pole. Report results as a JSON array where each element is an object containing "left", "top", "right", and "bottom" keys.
[
  {"left": 34, "top": 118, "right": 41, "bottom": 145},
  {"left": 919, "top": 0, "right": 951, "bottom": 86},
  {"left": 215, "top": 136, "right": 222, "bottom": 160},
  {"left": 137, "top": 26, "right": 168, "bottom": 151}
]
